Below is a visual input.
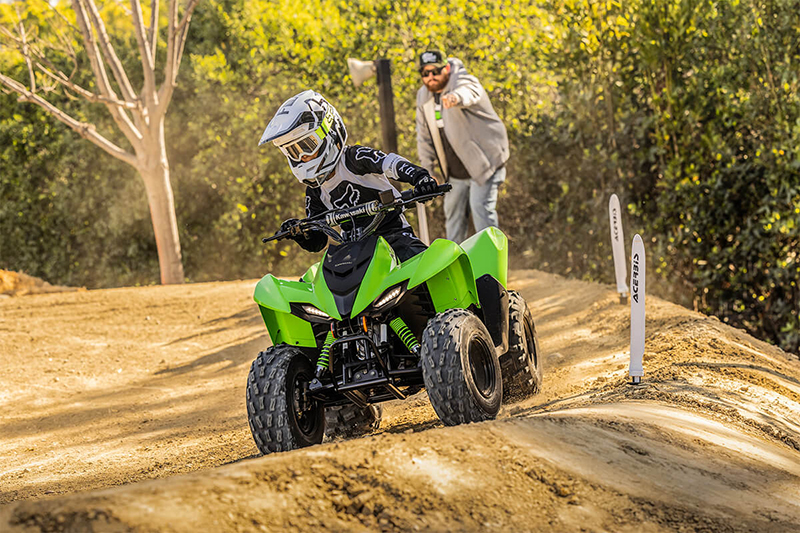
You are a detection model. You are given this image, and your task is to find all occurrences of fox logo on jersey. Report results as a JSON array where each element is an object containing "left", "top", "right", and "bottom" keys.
[
  {"left": 354, "top": 146, "right": 386, "bottom": 165},
  {"left": 332, "top": 183, "right": 361, "bottom": 209}
]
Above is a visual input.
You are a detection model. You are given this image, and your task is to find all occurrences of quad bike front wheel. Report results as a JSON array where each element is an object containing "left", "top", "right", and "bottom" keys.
[
  {"left": 502, "top": 290, "right": 543, "bottom": 402},
  {"left": 246, "top": 344, "right": 324, "bottom": 454},
  {"left": 421, "top": 308, "right": 503, "bottom": 425}
]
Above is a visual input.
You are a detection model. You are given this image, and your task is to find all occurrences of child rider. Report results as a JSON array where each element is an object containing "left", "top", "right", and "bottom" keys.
[{"left": 259, "top": 90, "right": 438, "bottom": 262}]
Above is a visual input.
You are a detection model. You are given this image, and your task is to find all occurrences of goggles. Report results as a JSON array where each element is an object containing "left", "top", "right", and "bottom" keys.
[
  {"left": 282, "top": 133, "right": 323, "bottom": 161},
  {"left": 278, "top": 106, "right": 335, "bottom": 162}
]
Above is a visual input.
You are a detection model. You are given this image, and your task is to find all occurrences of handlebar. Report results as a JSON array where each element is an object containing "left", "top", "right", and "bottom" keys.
[{"left": 262, "top": 183, "right": 451, "bottom": 244}]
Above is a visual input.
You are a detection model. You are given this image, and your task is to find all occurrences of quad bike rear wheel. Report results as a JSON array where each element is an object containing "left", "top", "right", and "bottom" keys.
[
  {"left": 324, "top": 404, "right": 382, "bottom": 441},
  {"left": 503, "top": 291, "right": 543, "bottom": 401},
  {"left": 421, "top": 308, "right": 503, "bottom": 425},
  {"left": 246, "top": 344, "right": 324, "bottom": 454}
]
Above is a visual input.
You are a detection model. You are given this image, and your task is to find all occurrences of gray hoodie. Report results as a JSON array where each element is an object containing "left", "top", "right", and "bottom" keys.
[{"left": 415, "top": 58, "right": 509, "bottom": 186}]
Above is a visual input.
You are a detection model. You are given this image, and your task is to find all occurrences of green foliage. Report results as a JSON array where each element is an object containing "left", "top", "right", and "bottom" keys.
[
  {"left": 0, "top": 78, "right": 159, "bottom": 287},
  {"left": 526, "top": 0, "right": 800, "bottom": 352},
  {"left": 2, "top": 0, "right": 798, "bottom": 352}
]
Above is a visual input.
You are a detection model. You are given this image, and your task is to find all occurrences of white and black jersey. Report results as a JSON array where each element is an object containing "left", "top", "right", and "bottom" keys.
[{"left": 297, "top": 145, "right": 428, "bottom": 252}]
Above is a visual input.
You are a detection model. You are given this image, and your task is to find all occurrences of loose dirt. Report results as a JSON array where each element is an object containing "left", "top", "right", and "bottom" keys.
[
  {"left": 1, "top": 270, "right": 799, "bottom": 532},
  {"left": 0, "top": 270, "right": 81, "bottom": 298}
]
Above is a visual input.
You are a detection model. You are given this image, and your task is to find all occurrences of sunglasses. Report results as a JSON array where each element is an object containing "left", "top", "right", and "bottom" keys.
[{"left": 420, "top": 66, "right": 444, "bottom": 78}]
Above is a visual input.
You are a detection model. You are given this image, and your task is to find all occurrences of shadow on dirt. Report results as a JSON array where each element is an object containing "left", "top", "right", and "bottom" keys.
[
  {"left": 203, "top": 308, "right": 262, "bottom": 327},
  {"left": 164, "top": 308, "right": 262, "bottom": 347},
  {"left": 0, "top": 334, "right": 266, "bottom": 448},
  {"left": 156, "top": 332, "right": 267, "bottom": 376}
]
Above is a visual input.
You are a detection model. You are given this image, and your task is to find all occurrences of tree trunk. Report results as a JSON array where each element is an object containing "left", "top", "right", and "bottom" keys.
[{"left": 139, "top": 120, "right": 184, "bottom": 285}]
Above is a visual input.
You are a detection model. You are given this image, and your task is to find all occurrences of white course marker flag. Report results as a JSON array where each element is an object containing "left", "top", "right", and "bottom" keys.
[
  {"left": 608, "top": 194, "right": 628, "bottom": 302},
  {"left": 629, "top": 234, "right": 645, "bottom": 384}
]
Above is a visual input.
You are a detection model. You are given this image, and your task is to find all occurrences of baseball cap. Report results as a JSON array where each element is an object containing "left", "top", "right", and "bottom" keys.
[{"left": 418, "top": 50, "right": 446, "bottom": 72}]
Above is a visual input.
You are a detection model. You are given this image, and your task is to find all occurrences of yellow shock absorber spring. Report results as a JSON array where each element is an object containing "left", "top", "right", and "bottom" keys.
[
  {"left": 390, "top": 317, "right": 420, "bottom": 354},
  {"left": 317, "top": 330, "right": 335, "bottom": 370}
]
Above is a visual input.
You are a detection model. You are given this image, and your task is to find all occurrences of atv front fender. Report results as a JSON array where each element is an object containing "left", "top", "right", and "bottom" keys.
[
  {"left": 253, "top": 273, "right": 339, "bottom": 348},
  {"left": 254, "top": 274, "right": 340, "bottom": 319},
  {"left": 258, "top": 305, "right": 317, "bottom": 347}
]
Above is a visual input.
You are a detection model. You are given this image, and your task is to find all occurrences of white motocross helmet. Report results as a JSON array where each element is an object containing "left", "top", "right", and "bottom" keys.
[{"left": 259, "top": 90, "right": 348, "bottom": 187}]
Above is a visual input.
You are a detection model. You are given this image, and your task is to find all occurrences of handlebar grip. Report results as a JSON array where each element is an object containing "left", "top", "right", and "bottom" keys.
[
  {"left": 401, "top": 182, "right": 452, "bottom": 202},
  {"left": 262, "top": 232, "right": 287, "bottom": 243}
]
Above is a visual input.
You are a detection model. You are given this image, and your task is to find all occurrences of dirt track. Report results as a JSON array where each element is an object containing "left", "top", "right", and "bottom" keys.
[{"left": 1, "top": 270, "right": 800, "bottom": 532}]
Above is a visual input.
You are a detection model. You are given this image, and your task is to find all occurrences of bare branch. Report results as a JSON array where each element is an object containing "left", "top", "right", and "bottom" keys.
[
  {"left": 175, "top": 0, "right": 200, "bottom": 36},
  {"left": 0, "top": 72, "right": 138, "bottom": 167},
  {"left": 174, "top": 0, "right": 199, "bottom": 70},
  {"left": 27, "top": 0, "right": 81, "bottom": 68},
  {"left": 158, "top": 0, "right": 198, "bottom": 115},
  {"left": 22, "top": 36, "right": 36, "bottom": 91},
  {"left": 12, "top": 6, "right": 36, "bottom": 92},
  {"left": 70, "top": 0, "right": 143, "bottom": 147},
  {"left": 70, "top": 0, "right": 117, "bottom": 100},
  {"left": 161, "top": 0, "right": 177, "bottom": 89},
  {"left": 36, "top": 63, "right": 138, "bottom": 109},
  {"left": 21, "top": 38, "right": 82, "bottom": 94},
  {"left": 80, "top": 0, "right": 138, "bottom": 102},
  {"left": 130, "top": 0, "right": 157, "bottom": 104},
  {"left": 0, "top": 23, "right": 17, "bottom": 39},
  {"left": 148, "top": 0, "right": 160, "bottom": 61},
  {"left": 34, "top": 0, "right": 83, "bottom": 38}
]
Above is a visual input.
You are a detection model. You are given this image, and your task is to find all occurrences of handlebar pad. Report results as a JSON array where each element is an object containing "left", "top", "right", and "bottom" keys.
[{"left": 326, "top": 201, "right": 380, "bottom": 226}]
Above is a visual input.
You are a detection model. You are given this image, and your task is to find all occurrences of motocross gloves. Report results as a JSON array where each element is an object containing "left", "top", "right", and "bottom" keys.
[
  {"left": 278, "top": 218, "right": 326, "bottom": 251},
  {"left": 413, "top": 174, "right": 438, "bottom": 197},
  {"left": 278, "top": 218, "right": 303, "bottom": 239}
]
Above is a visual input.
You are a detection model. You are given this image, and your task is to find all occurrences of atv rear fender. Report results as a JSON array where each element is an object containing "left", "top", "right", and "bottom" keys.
[
  {"left": 460, "top": 227, "right": 508, "bottom": 288},
  {"left": 349, "top": 237, "right": 481, "bottom": 316},
  {"left": 461, "top": 228, "right": 510, "bottom": 351},
  {"left": 410, "top": 238, "right": 481, "bottom": 312}
]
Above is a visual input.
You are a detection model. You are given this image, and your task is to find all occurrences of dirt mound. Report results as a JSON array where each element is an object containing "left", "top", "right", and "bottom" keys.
[
  {"left": 0, "top": 270, "right": 81, "bottom": 297},
  {"left": 1, "top": 270, "right": 799, "bottom": 532}
]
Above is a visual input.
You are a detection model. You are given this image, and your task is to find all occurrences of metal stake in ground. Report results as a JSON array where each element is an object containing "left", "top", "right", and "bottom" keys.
[
  {"left": 608, "top": 194, "right": 628, "bottom": 304},
  {"left": 629, "top": 234, "right": 645, "bottom": 384}
]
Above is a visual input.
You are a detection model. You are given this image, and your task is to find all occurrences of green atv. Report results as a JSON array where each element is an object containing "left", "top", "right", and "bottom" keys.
[{"left": 246, "top": 185, "right": 542, "bottom": 454}]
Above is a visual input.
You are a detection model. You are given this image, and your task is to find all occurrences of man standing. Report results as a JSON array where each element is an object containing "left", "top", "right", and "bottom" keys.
[{"left": 415, "top": 49, "right": 509, "bottom": 243}]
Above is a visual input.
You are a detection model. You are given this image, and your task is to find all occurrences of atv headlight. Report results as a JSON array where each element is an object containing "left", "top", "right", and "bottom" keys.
[
  {"left": 372, "top": 283, "right": 407, "bottom": 310},
  {"left": 302, "top": 305, "right": 331, "bottom": 319},
  {"left": 290, "top": 303, "right": 333, "bottom": 322}
]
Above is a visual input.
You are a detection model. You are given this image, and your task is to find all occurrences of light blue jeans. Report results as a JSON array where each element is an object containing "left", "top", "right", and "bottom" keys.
[{"left": 443, "top": 166, "right": 505, "bottom": 243}]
